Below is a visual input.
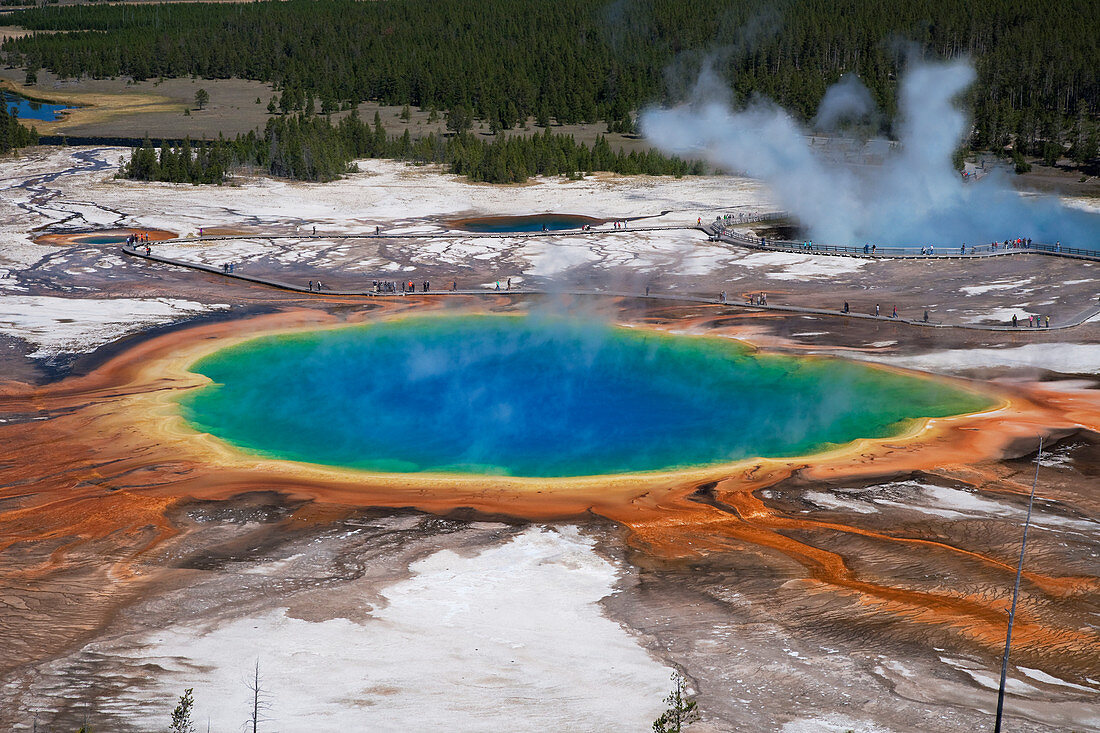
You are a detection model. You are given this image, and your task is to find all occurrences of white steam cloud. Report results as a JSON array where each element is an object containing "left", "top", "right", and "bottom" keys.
[
  {"left": 641, "top": 60, "right": 1100, "bottom": 248},
  {"left": 812, "top": 73, "right": 878, "bottom": 132}
]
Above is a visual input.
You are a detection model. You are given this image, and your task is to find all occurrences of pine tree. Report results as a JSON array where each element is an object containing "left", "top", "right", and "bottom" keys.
[
  {"left": 169, "top": 688, "right": 195, "bottom": 733},
  {"left": 652, "top": 673, "right": 699, "bottom": 733}
]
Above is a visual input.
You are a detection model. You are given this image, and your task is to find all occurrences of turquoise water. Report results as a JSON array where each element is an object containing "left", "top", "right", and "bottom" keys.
[
  {"left": 454, "top": 214, "right": 598, "bottom": 233},
  {"left": 77, "top": 234, "right": 130, "bottom": 244},
  {"left": 180, "top": 316, "right": 991, "bottom": 477},
  {"left": 2, "top": 91, "right": 73, "bottom": 121}
]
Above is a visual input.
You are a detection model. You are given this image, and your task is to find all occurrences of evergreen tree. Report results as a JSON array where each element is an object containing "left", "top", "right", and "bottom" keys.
[
  {"left": 169, "top": 688, "right": 195, "bottom": 733},
  {"left": 652, "top": 673, "right": 699, "bottom": 733}
]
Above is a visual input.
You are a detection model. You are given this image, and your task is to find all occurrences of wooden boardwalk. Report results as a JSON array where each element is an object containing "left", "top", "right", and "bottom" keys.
[{"left": 120, "top": 242, "right": 1100, "bottom": 333}]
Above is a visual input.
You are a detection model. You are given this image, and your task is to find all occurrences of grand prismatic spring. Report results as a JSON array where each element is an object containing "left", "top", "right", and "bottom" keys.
[
  {"left": 181, "top": 315, "right": 993, "bottom": 477},
  {"left": 2, "top": 141, "right": 1099, "bottom": 729}
]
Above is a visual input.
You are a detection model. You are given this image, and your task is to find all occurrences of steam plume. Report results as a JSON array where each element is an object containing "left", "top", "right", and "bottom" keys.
[{"left": 641, "top": 60, "right": 1100, "bottom": 248}]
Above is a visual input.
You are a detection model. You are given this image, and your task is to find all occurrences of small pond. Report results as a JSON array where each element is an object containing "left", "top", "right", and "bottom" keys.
[
  {"left": 451, "top": 214, "right": 603, "bottom": 233},
  {"left": 77, "top": 235, "right": 132, "bottom": 245},
  {"left": 2, "top": 90, "right": 75, "bottom": 122}
]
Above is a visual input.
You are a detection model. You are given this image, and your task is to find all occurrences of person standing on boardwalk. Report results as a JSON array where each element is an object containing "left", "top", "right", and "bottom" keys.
[
  {"left": 843, "top": 301, "right": 849, "bottom": 313},
  {"left": 1012, "top": 314, "right": 1018, "bottom": 327},
  {"left": 875, "top": 304, "right": 880, "bottom": 316}
]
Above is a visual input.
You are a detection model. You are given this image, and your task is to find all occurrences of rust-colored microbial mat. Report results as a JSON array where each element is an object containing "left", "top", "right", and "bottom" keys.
[{"left": 1, "top": 300, "right": 1097, "bottom": 683}]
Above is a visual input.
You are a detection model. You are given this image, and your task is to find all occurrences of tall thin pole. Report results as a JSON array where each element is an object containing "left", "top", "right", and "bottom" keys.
[{"left": 993, "top": 436, "right": 1042, "bottom": 732}]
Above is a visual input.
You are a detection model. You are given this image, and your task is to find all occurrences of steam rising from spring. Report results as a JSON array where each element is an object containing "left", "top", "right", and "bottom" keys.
[{"left": 641, "top": 60, "right": 1100, "bottom": 248}]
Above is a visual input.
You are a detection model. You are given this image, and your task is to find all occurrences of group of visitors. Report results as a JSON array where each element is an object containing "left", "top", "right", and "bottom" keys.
[
  {"left": 611, "top": 220, "right": 628, "bottom": 229},
  {"left": 1011, "top": 313, "right": 1051, "bottom": 328},
  {"left": 372, "top": 280, "right": 429, "bottom": 293},
  {"left": 746, "top": 292, "right": 767, "bottom": 305},
  {"left": 839, "top": 302, "right": 930, "bottom": 322},
  {"left": 221, "top": 262, "right": 236, "bottom": 273},
  {"left": 127, "top": 231, "right": 153, "bottom": 256},
  {"left": 308, "top": 279, "right": 324, "bottom": 291}
]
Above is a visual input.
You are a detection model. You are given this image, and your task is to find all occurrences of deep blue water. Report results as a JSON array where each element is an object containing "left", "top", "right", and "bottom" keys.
[
  {"left": 180, "top": 315, "right": 990, "bottom": 477},
  {"left": 2, "top": 91, "right": 73, "bottom": 121},
  {"left": 454, "top": 214, "right": 599, "bottom": 233},
  {"left": 77, "top": 234, "right": 130, "bottom": 244}
]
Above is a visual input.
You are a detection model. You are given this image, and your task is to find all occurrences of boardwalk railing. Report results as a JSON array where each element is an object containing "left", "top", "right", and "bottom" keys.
[
  {"left": 712, "top": 226, "right": 1100, "bottom": 262},
  {"left": 120, "top": 243, "right": 1100, "bottom": 332}
]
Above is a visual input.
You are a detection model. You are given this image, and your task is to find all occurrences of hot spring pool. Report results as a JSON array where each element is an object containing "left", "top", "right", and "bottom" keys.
[
  {"left": 77, "top": 234, "right": 132, "bottom": 244},
  {"left": 180, "top": 316, "right": 992, "bottom": 477},
  {"left": 451, "top": 214, "right": 602, "bottom": 233}
]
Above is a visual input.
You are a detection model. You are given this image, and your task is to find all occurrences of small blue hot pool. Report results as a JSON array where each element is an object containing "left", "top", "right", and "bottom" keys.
[
  {"left": 77, "top": 235, "right": 131, "bottom": 245},
  {"left": 452, "top": 214, "right": 603, "bottom": 233}
]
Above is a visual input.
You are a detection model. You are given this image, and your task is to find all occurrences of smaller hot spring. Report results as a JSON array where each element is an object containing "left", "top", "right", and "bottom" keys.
[
  {"left": 180, "top": 316, "right": 992, "bottom": 478},
  {"left": 77, "top": 234, "right": 133, "bottom": 245},
  {"left": 451, "top": 214, "right": 603, "bottom": 233}
]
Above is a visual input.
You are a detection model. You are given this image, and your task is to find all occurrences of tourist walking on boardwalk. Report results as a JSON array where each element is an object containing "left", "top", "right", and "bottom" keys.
[
  {"left": 452, "top": 280, "right": 457, "bottom": 291},
  {"left": 892, "top": 305, "right": 898, "bottom": 318},
  {"left": 875, "top": 304, "right": 880, "bottom": 316},
  {"left": 843, "top": 301, "right": 849, "bottom": 313}
]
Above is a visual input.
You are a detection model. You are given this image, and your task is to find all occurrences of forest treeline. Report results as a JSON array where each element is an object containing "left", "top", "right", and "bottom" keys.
[
  {"left": 0, "top": 103, "right": 38, "bottom": 153},
  {"left": 119, "top": 111, "right": 704, "bottom": 184},
  {"left": 3, "top": 0, "right": 1099, "bottom": 159}
]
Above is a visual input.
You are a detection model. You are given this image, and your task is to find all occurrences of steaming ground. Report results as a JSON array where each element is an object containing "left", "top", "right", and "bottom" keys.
[{"left": 1, "top": 145, "right": 1099, "bottom": 732}]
